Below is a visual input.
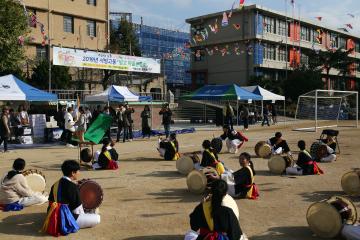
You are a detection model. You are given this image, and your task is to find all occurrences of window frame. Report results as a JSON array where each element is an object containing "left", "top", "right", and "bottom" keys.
[
  {"left": 87, "top": 20, "right": 96, "bottom": 37},
  {"left": 86, "top": 0, "right": 97, "bottom": 6},
  {"left": 63, "top": 15, "right": 74, "bottom": 33}
]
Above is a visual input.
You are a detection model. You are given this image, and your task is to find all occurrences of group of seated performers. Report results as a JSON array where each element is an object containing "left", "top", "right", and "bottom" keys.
[
  {"left": 185, "top": 179, "right": 248, "bottom": 240},
  {"left": 220, "top": 125, "right": 248, "bottom": 154},
  {"left": 93, "top": 139, "right": 119, "bottom": 170},
  {"left": 267, "top": 132, "right": 292, "bottom": 156},
  {"left": 43, "top": 160, "right": 100, "bottom": 236},
  {"left": 157, "top": 133, "right": 180, "bottom": 161},
  {"left": 0, "top": 158, "right": 48, "bottom": 210},
  {"left": 286, "top": 140, "right": 323, "bottom": 176}
]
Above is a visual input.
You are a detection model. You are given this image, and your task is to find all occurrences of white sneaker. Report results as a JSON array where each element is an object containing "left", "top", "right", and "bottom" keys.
[{"left": 66, "top": 144, "right": 75, "bottom": 148}]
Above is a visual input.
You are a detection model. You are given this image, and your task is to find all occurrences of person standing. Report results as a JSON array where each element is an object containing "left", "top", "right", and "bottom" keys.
[
  {"left": 271, "top": 104, "right": 277, "bottom": 125},
  {"left": 223, "top": 102, "right": 234, "bottom": 130},
  {"left": 124, "top": 104, "right": 135, "bottom": 141},
  {"left": 103, "top": 106, "right": 112, "bottom": 141},
  {"left": 0, "top": 107, "right": 11, "bottom": 152},
  {"left": 84, "top": 107, "right": 92, "bottom": 127},
  {"left": 18, "top": 105, "right": 29, "bottom": 126},
  {"left": 261, "top": 104, "right": 270, "bottom": 127},
  {"left": 242, "top": 105, "right": 249, "bottom": 131},
  {"left": 75, "top": 107, "right": 86, "bottom": 142},
  {"left": 141, "top": 105, "right": 151, "bottom": 138},
  {"left": 64, "top": 107, "right": 75, "bottom": 148},
  {"left": 91, "top": 105, "right": 102, "bottom": 124},
  {"left": 116, "top": 105, "right": 125, "bottom": 142},
  {"left": 159, "top": 104, "right": 172, "bottom": 138}
]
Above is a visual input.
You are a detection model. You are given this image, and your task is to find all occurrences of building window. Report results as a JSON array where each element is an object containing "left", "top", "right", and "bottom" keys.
[
  {"left": 355, "top": 41, "right": 360, "bottom": 53},
  {"left": 264, "top": 16, "right": 275, "bottom": 34},
  {"left": 87, "top": 20, "right": 96, "bottom": 37},
  {"left": 330, "top": 33, "right": 338, "bottom": 48},
  {"left": 300, "top": 26, "right": 311, "bottom": 41},
  {"left": 278, "top": 47, "right": 287, "bottom": 62},
  {"left": 87, "top": 0, "right": 96, "bottom": 6},
  {"left": 339, "top": 37, "right": 346, "bottom": 49},
  {"left": 263, "top": 43, "right": 276, "bottom": 60},
  {"left": 194, "top": 72, "right": 206, "bottom": 85},
  {"left": 278, "top": 20, "right": 287, "bottom": 36},
  {"left": 36, "top": 45, "right": 47, "bottom": 61},
  {"left": 312, "top": 29, "right": 320, "bottom": 43},
  {"left": 194, "top": 49, "right": 205, "bottom": 62},
  {"left": 300, "top": 52, "right": 309, "bottom": 65},
  {"left": 63, "top": 16, "right": 74, "bottom": 33}
]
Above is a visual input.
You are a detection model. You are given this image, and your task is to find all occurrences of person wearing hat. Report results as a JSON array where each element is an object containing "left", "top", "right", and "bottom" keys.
[
  {"left": 0, "top": 107, "right": 10, "bottom": 152},
  {"left": 159, "top": 103, "right": 172, "bottom": 138},
  {"left": 157, "top": 133, "right": 179, "bottom": 161},
  {"left": 184, "top": 179, "right": 244, "bottom": 240},
  {"left": 200, "top": 140, "right": 225, "bottom": 175},
  {"left": 0, "top": 158, "right": 48, "bottom": 208},
  {"left": 286, "top": 140, "right": 323, "bottom": 176},
  {"left": 267, "top": 132, "right": 291, "bottom": 156},
  {"left": 220, "top": 125, "right": 248, "bottom": 154},
  {"left": 319, "top": 135, "right": 337, "bottom": 162},
  {"left": 96, "top": 139, "right": 118, "bottom": 170}
]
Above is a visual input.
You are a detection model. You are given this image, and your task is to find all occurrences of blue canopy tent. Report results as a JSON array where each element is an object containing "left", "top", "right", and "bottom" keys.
[
  {"left": 181, "top": 84, "right": 262, "bottom": 125},
  {"left": 0, "top": 74, "right": 57, "bottom": 102}
]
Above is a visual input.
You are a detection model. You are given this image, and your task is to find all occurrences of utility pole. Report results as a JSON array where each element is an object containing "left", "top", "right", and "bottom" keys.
[{"left": 48, "top": 0, "right": 51, "bottom": 92}]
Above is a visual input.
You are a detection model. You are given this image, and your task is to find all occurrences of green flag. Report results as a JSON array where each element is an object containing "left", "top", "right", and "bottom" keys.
[{"left": 84, "top": 113, "right": 113, "bottom": 144}]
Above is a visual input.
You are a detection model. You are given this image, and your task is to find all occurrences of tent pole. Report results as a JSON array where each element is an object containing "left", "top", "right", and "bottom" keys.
[
  {"left": 237, "top": 100, "right": 239, "bottom": 126},
  {"left": 150, "top": 100, "right": 153, "bottom": 130},
  {"left": 261, "top": 100, "right": 264, "bottom": 119}
]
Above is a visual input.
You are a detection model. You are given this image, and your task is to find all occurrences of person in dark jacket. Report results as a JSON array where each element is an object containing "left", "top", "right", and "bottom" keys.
[
  {"left": 157, "top": 133, "right": 179, "bottom": 161},
  {"left": 261, "top": 104, "right": 270, "bottom": 127},
  {"left": 116, "top": 105, "right": 124, "bottom": 142},
  {"left": 200, "top": 140, "right": 219, "bottom": 168},
  {"left": 122, "top": 103, "right": 135, "bottom": 142},
  {"left": 159, "top": 104, "right": 172, "bottom": 138},
  {"left": 141, "top": 105, "right": 151, "bottom": 138},
  {"left": 241, "top": 105, "right": 249, "bottom": 130},
  {"left": 268, "top": 132, "right": 291, "bottom": 155},
  {"left": 185, "top": 179, "right": 243, "bottom": 240}
]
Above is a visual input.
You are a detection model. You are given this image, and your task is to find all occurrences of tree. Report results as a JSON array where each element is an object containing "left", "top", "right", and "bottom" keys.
[
  {"left": 102, "top": 20, "right": 141, "bottom": 89},
  {"left": 0, "top": 0, "right": 29, "bottom": 77},
  {"left": 249, "top": 75, "right": 284, "bottom": 96},
  {"left": 31, "top": 60, "right": 71, "bottom": 90}
]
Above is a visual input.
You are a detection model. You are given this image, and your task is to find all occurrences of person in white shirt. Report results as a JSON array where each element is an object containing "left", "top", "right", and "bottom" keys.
[
  {"left": 18, "top": 105, "right": 29, "bottom": 126},
  {"left": 64, "top": 107, "right": 76, "bottom": 148}
]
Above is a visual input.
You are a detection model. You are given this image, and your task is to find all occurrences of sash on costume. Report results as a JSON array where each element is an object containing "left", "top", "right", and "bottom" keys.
[
  {"left": 205, "top": 149, "right": 225, "bottom": 175},
  {"left": 200, "top": 201, "right": 229, "bottom": 240},
  {"left": 42, "top": 180, "right": 79, "bottom": 236},
  {"left": 302, "top": 150, "right": 323, "bottom": 175},
  {"left": 104, "top": 151, "right": 118, "bottom": 170},
  {"left": 170, "top": 141, "right": 180, "bottom": 161},
  {"left": 244, "top": 166, "right": 259, "bottom": 200}
]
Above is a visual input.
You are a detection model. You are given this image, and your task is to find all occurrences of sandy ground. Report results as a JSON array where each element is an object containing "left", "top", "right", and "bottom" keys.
[{"left": 0, "top": 122, "right": 359, "bottom": 240}]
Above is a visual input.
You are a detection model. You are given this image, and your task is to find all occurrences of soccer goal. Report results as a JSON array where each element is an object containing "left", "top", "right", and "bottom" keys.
[{"left": 294, "top": 90, "right": 358, "bottom": 132}]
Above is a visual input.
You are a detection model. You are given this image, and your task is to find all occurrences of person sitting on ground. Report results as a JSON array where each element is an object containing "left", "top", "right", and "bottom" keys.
[
  {"left": 319, "top": 134, "right": 337, "bottom": 162},
  {"left": 185, "top": 179, "right": 244, "bottom": 240},
  {"left": 200, "top": 140, "right": 225, "bottom": 175},
  {"left": 267, "top": 132, "right": 291, "bottom": 156},
  {"left": 220, "top": 125, "right": 248, "bottom": 154},
  {"left": 0, "top": 158, "right": 47, "bottom": 209},
  {"left": 96, "top": 139, "right": 118, "bottom": 170},
  {"left": 286, "top": 140, "right": 323, "bottom": 176},
  {"left": 157, "top": 133, "right": 179, "bottom": 161},
  {"left": 109, "top": 140, "right": 119, "bottom": 161},
  {"left": 44, "top": 160, "right": 100, "bottom": 235}
]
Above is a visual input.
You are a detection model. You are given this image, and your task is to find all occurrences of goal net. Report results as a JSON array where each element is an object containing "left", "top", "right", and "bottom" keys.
[{"left": 294, "top": 90, "right": 358, "bottom": 132}]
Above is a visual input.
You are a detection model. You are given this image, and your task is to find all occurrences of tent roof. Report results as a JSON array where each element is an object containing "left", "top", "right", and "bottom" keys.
[
  {"left": 85, "top": 85, "right": 152, "bottom": 103},
  {"left": 243, "top": 85, "right": 285, "bottom": 101},
  {"left": 0, "top": 74, "right": 57, "bottom": 101},
  {"left": 181, "top": 84, "right": 262, "bottom": 101}
]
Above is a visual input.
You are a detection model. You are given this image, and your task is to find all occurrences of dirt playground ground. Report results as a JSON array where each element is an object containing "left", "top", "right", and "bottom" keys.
[{"left": 0, "top": 123, "right": 359, "bottom": 240}]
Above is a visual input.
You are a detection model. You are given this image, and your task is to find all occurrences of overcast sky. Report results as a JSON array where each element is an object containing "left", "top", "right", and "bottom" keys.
[{"left": 110, "top": 0, "right": 360, "bottom": 35}]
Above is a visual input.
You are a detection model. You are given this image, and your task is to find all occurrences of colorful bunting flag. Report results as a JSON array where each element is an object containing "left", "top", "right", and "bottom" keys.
[
  {"left": 338, "top": 27, "right": 349, "bottom": 32},
  {"left": 315, "top": 17, "right": 322, "bottom": 21},
  {"left": 222, "top": 12, "right": 229, "bottom": 27},
  {"left": 233, "top": 23, "right": 241, "bottom": 30},
  {"left": 345, "top": 24, "right": 353, "bottom": 29},
  {"left": 347, "top": 13, "right": 355, "bottom": 18},
  {"left": 239, "top": 0, "right": 245, "bottom": 9},
  {"left": 228, "top": 1, "right": 236, "bottom": 19},
  {"left": 18, "top": 36, "right": 25, "bottom": 46}
]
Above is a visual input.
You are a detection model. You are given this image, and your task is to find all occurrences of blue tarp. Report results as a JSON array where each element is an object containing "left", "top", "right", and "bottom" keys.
[
  {"left": 181, "top": 84, "right": 263, "bottom": 101},
  {"left": 0, "top": 74, "right": 58, "bottom": 102}
]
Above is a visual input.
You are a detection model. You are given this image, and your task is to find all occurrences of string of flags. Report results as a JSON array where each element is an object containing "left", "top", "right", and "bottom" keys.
[{"left": 191, "top": 41, "right": 255, "bottom": 58}]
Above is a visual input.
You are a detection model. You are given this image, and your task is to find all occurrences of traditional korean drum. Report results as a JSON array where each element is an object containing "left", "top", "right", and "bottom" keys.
[
  {"left": 176, "top": 155, "right": 195, "bottom": 175},
  {"left": 341, "top": 170, "right": 360, "bottom": 196},
  {"left": 222, "top": 194, "right": 239, "bottom": 220},
  {"left": 254, "top": 141, "right": 272, "bottom": 158},
  {"left": 268, "top": 155, "right": 293, "bottom": 174},
  {"left": 186, "top": 167, "right": 219, "bottom": 194},
  {"left": 78, "top": 179, "right": 103, "bottom": 213},
  {"left": 306, "top": 196, "right": 357, "bottom": 238},
  {"left": 22, "top": 169, "right": 46, "bottom": 193},
  {"left": 211, "top": 138, "right": 223, "bottom": 154}
]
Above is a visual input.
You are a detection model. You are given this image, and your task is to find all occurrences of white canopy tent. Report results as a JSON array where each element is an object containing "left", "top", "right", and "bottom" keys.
[{"left": 243, "top": 85, "right": 286, "bottom": 124}]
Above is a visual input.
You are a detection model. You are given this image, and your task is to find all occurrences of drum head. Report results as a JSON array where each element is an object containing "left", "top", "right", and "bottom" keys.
[
  {"left": 176, "top": 156, "right": 194, "bottom": 175},
  {"left": 258, "top": 144, "right": 272, "bottom": 158},
  {"left": 222, "top": 194, "right": 239, "bottom": 220},
  {"left": 341, "top": 171, "right": 360, "bottom": 196},
  {"left": 23, "top": 170, "right": 46, "bottom": 193},
  {"left": 254, "top": 141, "right": 266, "bottom": 157},
  {"left": 80, "top": 148, "right": 93, "bottom": 163},
  {"left": 211, "top": 138, "right": 223, "bottom": 154},
  {"left": 186, "top": 170, "right": 207, "bottom": 194},
  {"left": 306, "top": 202, "right": 342, "bottom": 238},
  {"left": 327, "top": 196, "right": 358, "bottom": 225},
  {"left": 268, "top": 155, "right": 286, "bottom": 174},
  {"left": 79, "top": 180, "right": 103, "bottom": 210}
]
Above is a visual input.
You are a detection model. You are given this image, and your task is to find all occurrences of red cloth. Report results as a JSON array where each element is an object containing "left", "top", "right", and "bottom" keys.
[
  {"left": 237, "top": 132, "right": 248, "bottom": 142},
  {"left": 107, "top": 160, "right": 118, "bottom": 170},
  {"left": 47, "top": 203, "right": 62, "bottom": 237}
]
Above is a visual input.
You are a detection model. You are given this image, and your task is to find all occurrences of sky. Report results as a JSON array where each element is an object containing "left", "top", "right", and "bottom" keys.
[{"left": 110, "top": 0, "right": 360, "bottom": 36}]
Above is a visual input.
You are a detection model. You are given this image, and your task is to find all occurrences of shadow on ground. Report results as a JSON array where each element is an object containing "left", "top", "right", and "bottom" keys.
[
  {"left": 250, "top": 226, "right": 317, "bottom": 240},
  {"left": 139, "top": 171, "right": 182, "bottom": 179},
  {"left": 300, "top": 190, "right": 347, "bottom": 202},
  {"left": 147, "top": 188, "right": 201, "bottom": 203},
  {"left": 0, "top": 212, "right": 46, "bottom": 237}
]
